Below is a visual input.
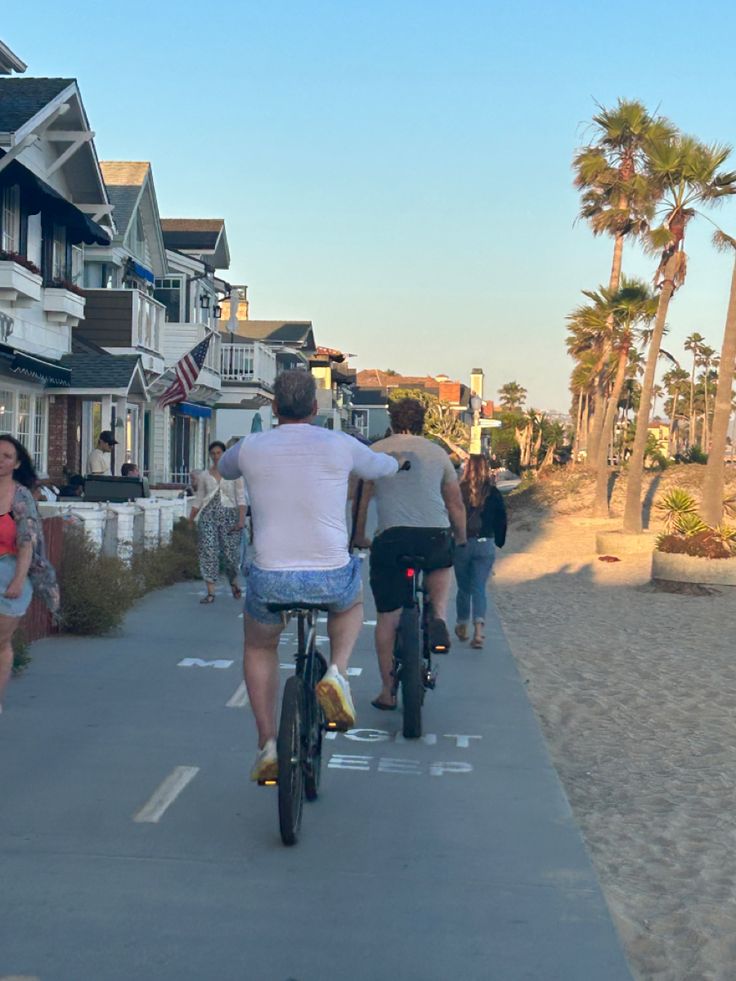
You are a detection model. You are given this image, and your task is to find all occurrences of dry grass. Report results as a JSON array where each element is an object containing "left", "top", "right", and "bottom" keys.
[{"left": 508, "top": 464, "right": 736, "bottom": 525}]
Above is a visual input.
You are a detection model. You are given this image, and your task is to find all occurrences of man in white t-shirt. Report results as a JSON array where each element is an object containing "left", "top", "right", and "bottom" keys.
[
  {"left": 86, "top": 430, "right": 117, "bottom": 475},
  {"left": 219, "top": 370, "right": 400, "bottom": 781}
]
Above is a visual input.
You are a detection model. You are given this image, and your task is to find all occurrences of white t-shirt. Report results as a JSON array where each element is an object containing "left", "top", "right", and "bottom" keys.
[
  {"left": 87, "top": 448, "right": 110, "bottom": 475},
  {"left": 219, "top": 425, "right": 399, "bottom": 571}
]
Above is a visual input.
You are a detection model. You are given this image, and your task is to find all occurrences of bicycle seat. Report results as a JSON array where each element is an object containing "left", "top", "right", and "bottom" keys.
[
  {"left": 266, "top": 602, "right": 330, "bottom": 613},
  {"left": 396, "top": 553, "right": 427, "bottom": 569}
]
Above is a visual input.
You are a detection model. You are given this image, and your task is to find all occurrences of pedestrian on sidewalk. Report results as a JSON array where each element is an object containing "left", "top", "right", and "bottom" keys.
[
  {"left": 190, "top": 441, "right": 247, "bottom": 604},
  {"left": 453, "top": 454, "right": 507, "bottom": 649},
  {"left": 0, "top": 435, "right": 60, "bottom": 713}
]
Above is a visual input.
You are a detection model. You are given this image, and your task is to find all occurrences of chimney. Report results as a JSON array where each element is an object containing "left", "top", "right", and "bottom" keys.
[{"left": 470, "top": 368, "right": 484, "bottom": 400}]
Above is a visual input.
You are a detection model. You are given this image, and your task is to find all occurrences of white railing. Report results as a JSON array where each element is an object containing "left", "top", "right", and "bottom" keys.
[
  {"left": 132, "top": 290, "right": 164, "bottom": 354},
  {"left": 162, "top": 322, "right": 221, "bottom": 377},
  {"left": 220, "top": 341, "right": 277, "bottom": 387}
]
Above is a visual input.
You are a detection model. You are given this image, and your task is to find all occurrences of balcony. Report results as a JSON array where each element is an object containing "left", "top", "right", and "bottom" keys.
[
  {"left": 79, "top": 289, "right": 164, "bottom": 363},
  {"left": 220, "top": 341, "right": 277, "bottom": 387},
  {"left": 0, "top": 258, "right": 43, "bottom": 308},
  {"left": 163, "top": 322, "right": 221, "bottom": 395},
  {"left": 42, "top": 286, "right": 86, "bottom": 328}
]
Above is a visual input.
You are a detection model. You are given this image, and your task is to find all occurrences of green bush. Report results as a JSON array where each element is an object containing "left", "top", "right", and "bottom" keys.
[
  {"left": 133, "top": 519, "right": 200, "bottom": 593},
  {"left": 58, "top": 525, "right": 140, "bottom": 635},
  {"left": 58, "top": 519, "right": 201, "bottom": 636},
  {"left": 12, "top": 629, "right": 31, "bottom": 675},
  {"left": 685, "top": 445, "right": 708, "bottom": 465}
]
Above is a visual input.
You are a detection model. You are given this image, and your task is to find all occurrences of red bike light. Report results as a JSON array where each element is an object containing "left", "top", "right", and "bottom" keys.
[{"left": 405, "top": 568, "right": 415, "bottom": 578}]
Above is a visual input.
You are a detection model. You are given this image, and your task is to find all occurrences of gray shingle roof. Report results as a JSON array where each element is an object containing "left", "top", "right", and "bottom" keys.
[
  {"left": 105, "top": 184, "right": 140, "bottom": 238},
  {"left": 226, "top": 321, "right": 315, "bottom": 346},
  {"left": 0, "top": 78, "right": 73, "bottom": 131},
  {"left": 60, "top": 353, "right": 141, "bottom": 389}
]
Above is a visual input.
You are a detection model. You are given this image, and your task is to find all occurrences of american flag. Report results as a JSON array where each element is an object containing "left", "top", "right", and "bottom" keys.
[{"left": 157, "top": 334, "right": 213, "bottom": 409}]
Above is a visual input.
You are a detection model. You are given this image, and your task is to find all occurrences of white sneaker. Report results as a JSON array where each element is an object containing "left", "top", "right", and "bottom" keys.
[
  {"left": 250, "top": 737, "right": 278, "bottom": 782},
  {"left": 316, "top": 665, "right": 356, "bottom": 729}
]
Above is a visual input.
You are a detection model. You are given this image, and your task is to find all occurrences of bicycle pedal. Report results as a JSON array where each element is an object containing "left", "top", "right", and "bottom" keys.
[{"left": 257, "top": 778, "right": 278, "bottom": 787}]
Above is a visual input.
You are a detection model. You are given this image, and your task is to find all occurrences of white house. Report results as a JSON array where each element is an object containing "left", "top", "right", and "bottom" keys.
[
  {"left": 155, "top": 218, "right": 230, "bottom": 483},
  {"left": 0, "top": 74, "right": 113, "bottom": 479}
]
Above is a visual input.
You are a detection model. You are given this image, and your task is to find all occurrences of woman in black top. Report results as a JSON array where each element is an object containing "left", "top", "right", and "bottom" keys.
[{"left": 453, "top": 455, "right": 507, "bottom": 649}]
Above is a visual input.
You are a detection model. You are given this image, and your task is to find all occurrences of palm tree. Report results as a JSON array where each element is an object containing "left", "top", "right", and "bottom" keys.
[
  {"left": 622, "top": 135, "right": 736, "bottom": 534},
  {"left": 662, "top": 364, "right": 689, "bottom": 455},
  {"left": 702, "top": 232, "right": 736, "bottom": 524},
  {"left": 684, "top": 331, "right": 705, "bottom": 447},
  {"left": 697, "top": 345, "right": 717, "bottom": 448},
  {"left": 651, "top": 384, "right": 664, "bottom": 418},
  {"left": 573, "top": 100, "right": 672, "bottom": 464},
  {"left": 498, "top": 381, "right": 527, "bottom": 411},
  {"left": 582, "top": 279, "right": 658, "bottom": 515}
]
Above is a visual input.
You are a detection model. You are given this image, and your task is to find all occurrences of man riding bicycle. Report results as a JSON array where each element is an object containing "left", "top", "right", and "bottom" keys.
[
  {"left": 353, "top": 397, "right": 467, "bottom": 710},
  {"left": 218, "top": 370, "right": 400, "bottom": 781}
]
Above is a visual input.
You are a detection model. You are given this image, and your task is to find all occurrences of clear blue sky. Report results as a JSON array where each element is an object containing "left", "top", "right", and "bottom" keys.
[{"left": 5, "top": 1, "right": 736, "bottom": 409}]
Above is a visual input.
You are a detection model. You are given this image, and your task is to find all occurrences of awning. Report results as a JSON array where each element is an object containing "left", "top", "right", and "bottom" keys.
[
  {"left": 0, "top": 148, "right": 110, "bottom": 246},
  {"left": 0, "top": 346, "right": 72, "bottom": 386},
  {"left": 128, "top": 259, "right": 155, "bottom": 284},
  {"left": 175, "top": 402, "right": 211, "bottom": 419}
]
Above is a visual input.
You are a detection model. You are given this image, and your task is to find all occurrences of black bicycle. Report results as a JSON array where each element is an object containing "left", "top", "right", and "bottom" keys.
[
  {"left": 393, "top": 558, "right": 445, "bottom": 738},
  {"left": 261, "top": 602, "right": 341, "bottom": 846}
]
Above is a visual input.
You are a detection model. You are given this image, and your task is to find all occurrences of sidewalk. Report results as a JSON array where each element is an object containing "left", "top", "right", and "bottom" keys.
[{"left": 0, "top": 576, "right": 632, "bottom": 981}]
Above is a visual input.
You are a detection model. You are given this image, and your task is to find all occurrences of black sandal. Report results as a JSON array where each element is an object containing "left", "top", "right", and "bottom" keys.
[
  {"left": 200, "top": 594, "right": 215, "bottom": 604},
  {"left": 371, "top": 697, "right": 397, "bottom": 711}
]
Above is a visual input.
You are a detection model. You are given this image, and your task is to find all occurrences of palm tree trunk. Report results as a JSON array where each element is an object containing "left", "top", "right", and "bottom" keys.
[
  {"left": 701, "top": 257, "right": 736, "bottom": 526},
  {"left": 573, "top": 391, "right": 584, "bottom": 461},
  {"left": 688, "top": 362, "right": 696, "bottom": 448},
  {"left": 593, "top": 344, "right": 630, "bottom": 517},
  {"left": 623, "top": 281, "right": 676, "bottom": 533},
  {"left": 703, "top": 374, "right": 710, "bottom": 450},
  {"left": 581, "top": 392, "right": 590, "bottom": 452}
]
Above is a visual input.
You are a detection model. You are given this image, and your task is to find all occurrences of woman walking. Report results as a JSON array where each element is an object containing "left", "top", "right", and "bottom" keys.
[
  {"left": 453, "top": 454, "right": 507, "bottom": 649},
  {"left": 0, "top": 435, "right": 60, "bottom": 712},
  {"left": 191, "top": 441, "right": 247, "bottom": 604}
]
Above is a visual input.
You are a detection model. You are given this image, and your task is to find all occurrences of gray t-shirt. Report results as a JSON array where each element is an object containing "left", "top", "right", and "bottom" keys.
[{"left": 370, "top": 434, "right": 457, "bottom": 532}]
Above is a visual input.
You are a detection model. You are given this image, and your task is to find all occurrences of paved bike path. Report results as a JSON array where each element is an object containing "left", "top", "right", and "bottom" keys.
[{"left": 0, "top": 574, "right": 632, "bottom": 981}]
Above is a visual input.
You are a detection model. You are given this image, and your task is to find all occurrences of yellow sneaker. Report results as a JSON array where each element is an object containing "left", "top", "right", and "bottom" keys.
[
  {"left": 316, "top": 665, "right": 356, "bottom": 729},
  {"left": 250, "top": 738, "right": 278, "bottom": 782}
]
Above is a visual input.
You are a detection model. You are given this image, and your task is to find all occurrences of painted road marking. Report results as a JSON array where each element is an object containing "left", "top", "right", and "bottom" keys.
[
  {"left": 178, "top": 658, "right": 234, "bottom": 669},
  {"left": 226, "top": 682, "right": 249, "bottom": 708},
  {"left": 339, "top": 728, "right": 479, "bottom": 747},
  {"left": 328, "top": 753, "right": 473, "bottom": 776},
  {"left": 0, "top": 976, "right": 42, "bottom": 980},
  {"left": 444, "top": 734, "right": 483, "bottom": 748},
  {"left": 134, "top": 766, "right": 199, "bottom": 823}
]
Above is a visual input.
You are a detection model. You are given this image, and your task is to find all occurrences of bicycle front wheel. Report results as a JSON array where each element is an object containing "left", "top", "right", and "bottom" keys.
[
  {"left": 398, "top": 607, "right": 422, "bottom": 739},
  {"left": 278, "top": 676, "right": 305, "bottom": 845}
]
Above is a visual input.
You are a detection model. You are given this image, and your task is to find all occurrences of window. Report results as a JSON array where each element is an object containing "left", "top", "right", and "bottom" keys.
[
  {"left": 71, "top": 245, "right": 84, "bottom": 286},
  {"left": 1, "top": 186, "right": 21, "bottom": 253},
  {"left": 169, "top": 411, "right": 193, "bottom": 483},
  {"left": 51, "top": 223, "right": 68, "bottom": 282},
  {"left": 0, "top": 389, "right": 48, "bottom": 474},
  {"left": 0, "top": 390, "right": 15, "bottom": 434},
  {"left": 154, "top": 276, "right": 183, "bottom": 322},
  {"left": 352, "top": 409, "right": 369, "bottom": 437}
]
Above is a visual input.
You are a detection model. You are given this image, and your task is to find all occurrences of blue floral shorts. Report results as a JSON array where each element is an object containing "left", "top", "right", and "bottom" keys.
[{"left": 245, "top": 556, "right": 363, "bottom": 625}]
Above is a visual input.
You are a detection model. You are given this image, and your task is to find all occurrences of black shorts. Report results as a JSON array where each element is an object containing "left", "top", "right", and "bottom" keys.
[{"left": 369, "top": 526, "right": 454, "bottom": 613}]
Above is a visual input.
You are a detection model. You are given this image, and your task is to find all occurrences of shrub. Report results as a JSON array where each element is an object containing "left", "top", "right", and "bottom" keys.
[
  {"left": 685, "top": 445, "right": 708, "bottom": 465},
  {"left": 655, "top": 488, "right": 700, "bottom": 533},
  {"left": 58, "top": 525, "right": 139, "bottom": 635},
  {"left": 655, "top": 486, "right": 736, "bottom": 558},
  {"left": 133, "top": 519, "right": 200, "bottom": 593},
  {"left": 12, "top": 630, "right": 31, "bottom": 675}
]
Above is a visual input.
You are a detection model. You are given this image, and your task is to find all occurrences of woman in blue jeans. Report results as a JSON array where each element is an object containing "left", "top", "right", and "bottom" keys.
[{"left": 454, "top": 455, "right": 507, "bottom": 649}]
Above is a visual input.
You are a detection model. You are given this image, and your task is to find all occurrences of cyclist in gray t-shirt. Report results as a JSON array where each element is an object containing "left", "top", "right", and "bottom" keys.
[{"left": 353, "top": 398, "right": 467, "bottom": 710}]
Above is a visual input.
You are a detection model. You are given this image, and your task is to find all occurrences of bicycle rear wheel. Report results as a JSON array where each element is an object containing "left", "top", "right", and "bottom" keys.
[
  {"left": 398, "top": 607, "right": 422, "bottom": 739},
  {"left": 277, "top": 676, "right": 305, "bottom": 845},
  {"left": 304, "top": 652, "right": 327, "bottom": 801}
]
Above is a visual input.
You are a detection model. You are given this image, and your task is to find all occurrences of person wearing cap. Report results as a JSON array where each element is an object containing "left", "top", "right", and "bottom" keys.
[{"left": 86, "top": 431, "right": 117, "bottom": 476}]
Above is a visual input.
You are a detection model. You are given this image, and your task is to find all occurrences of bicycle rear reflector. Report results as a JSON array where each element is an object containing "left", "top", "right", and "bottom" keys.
[{"left": 405, "top": 568, "right": 415, "bottom": 578}]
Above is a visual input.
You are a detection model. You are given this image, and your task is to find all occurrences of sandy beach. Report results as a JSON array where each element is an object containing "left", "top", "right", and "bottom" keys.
[{"left": 493, "top": 470, "right": 736, "bottom": 981}]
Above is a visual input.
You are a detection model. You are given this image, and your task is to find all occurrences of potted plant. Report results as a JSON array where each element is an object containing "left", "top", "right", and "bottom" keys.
[{"left": 652, "top": 488, "right": 736, "bottom": 585}]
